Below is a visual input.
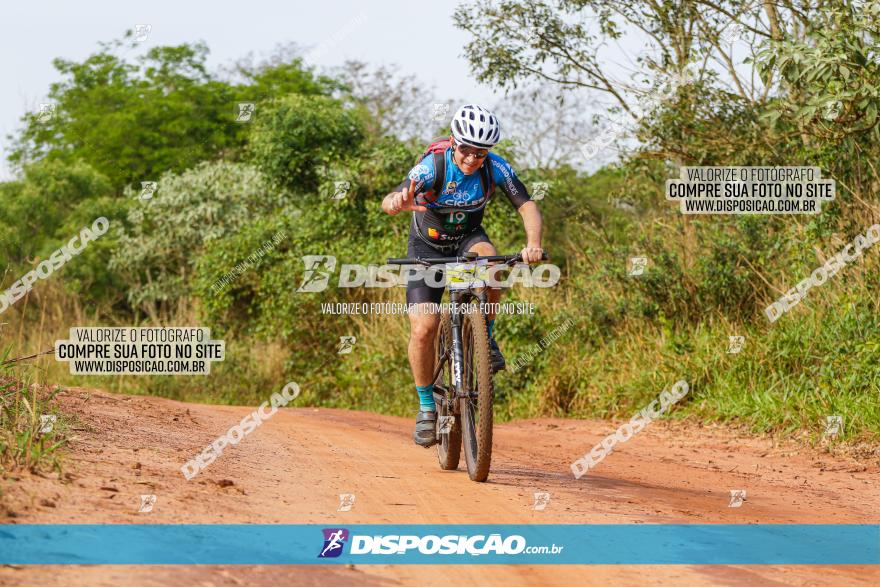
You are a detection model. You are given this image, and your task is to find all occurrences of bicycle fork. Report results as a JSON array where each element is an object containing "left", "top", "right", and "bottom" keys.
[
  {"left": 448, "top": 290, "right": 487, "bottom": 406},
  {"left": 450, "top": 317, "right": 464, "bottom": 392}
]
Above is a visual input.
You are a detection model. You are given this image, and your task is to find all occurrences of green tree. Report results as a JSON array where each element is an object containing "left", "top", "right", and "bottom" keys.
[
  {"left": 109, "top": 161, "right": 291, "bottom": 319},
  {"left": 7, "top": 34, "right": 334, "bottom": 191},
  {"left": 0, "top": 159, "right": 113, "bottom": 265},
  {"left": 248, "top": 94, "right": 365, "bottom": 193}
]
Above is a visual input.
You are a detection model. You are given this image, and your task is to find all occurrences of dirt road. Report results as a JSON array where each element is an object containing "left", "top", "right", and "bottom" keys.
[{"left": 1, "top": 387, "right": 878, "bottom": 586}]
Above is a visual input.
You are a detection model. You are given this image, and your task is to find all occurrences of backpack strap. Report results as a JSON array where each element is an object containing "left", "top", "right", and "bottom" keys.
[
  {"left": 431, "top": 150, "right": 446, "bottom": 196},
  {"left": 418, "top": 149, "right": 448, "bottom": 205},
  {"left": 479, "top": 158, "right": 494, "bottom": 201}
]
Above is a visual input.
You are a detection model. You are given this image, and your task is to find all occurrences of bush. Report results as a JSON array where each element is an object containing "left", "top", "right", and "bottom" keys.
[
  {"left": 0, "top": 159, "right": 113, "bottom": 266},
  {"left": 248, "top": 94, "right": 365, "bottom": 193},
  {"left": 110, "top": 161, "right": 290, "bottom": 317}
]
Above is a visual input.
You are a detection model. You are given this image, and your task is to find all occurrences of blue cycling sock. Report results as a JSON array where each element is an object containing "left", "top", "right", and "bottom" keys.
[
  {"left": 416, "top": 384, "right": 436, "bottom": 411},
  {"left": 487, "top": 319, "right": 496, "bottom": 339}
]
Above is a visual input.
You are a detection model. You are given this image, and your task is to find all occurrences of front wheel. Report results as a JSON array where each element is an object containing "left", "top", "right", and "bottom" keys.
[
  {"left": 460, "top": 309, "right": 493, "bottom": 482},
  {"left": 435, "top": 311, "right": 461, "bottom": 470}
]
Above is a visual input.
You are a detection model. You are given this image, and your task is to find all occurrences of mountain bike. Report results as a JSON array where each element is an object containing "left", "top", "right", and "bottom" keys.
[{"left": 387, "top": 251, "right": 548, "bottom": 482}]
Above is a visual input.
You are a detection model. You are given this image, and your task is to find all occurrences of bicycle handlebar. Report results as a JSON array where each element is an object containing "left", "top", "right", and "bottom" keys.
[{"left": 386, "top": 252, "right": 549, "bottom": 266}]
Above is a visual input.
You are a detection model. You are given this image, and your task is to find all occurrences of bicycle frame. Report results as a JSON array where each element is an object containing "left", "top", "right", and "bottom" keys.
[
  {"left": 386, "top": 251, "right": 548, "bottom": 412},
  {"left": 388, "top": 250, "right": 548, "bottom": 480},
  {"left": 434, "top": 286, "right": 488, "bottom": 413}
]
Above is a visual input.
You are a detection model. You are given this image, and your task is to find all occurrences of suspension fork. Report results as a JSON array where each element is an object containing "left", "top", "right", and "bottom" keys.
[
  {"left": 449, "top": 290, "right": 465, "bottom": 394},
  {"left": 449, "top": 290, "right": 488, "bottom": 398}
]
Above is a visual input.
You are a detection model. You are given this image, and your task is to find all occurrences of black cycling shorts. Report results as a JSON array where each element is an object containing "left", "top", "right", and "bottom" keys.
[{"left": 405, "top": 226, "right": 494, "bottom": 305}]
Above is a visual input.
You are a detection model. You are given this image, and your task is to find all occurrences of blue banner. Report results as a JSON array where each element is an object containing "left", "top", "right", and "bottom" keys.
[{"left": 1, "top": 524, "right": 877, "bottom": 565}]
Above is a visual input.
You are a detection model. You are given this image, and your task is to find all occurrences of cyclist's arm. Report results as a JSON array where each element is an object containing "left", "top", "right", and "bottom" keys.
[
  {"left": 518, "top": 200, "right": 544, "bottom": 251},
  {"left": 383, "top": 156, "right": 435, "bottom": 215},
  {"left": 489, "top": 154, "right": 543, "bottom": 260},
  {"left": 489, "top": 154, "right": 531, "bottom": 208}
]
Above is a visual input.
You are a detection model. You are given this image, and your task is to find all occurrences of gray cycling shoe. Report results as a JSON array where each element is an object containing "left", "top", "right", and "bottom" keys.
[
  {"left": 489, "top": 337, "right": 506, "bottom": 373},
  {"left": 413, "top": 410, "right": 438, "bottom": 448}
]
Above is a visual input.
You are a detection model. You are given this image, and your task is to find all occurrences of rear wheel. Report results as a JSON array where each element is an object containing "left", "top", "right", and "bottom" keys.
[
  {"left": 435, "top": 311, "right": 461, "bottom": 470},
  {"left": 460, "top": 308, "right": 493, "bottom": 482}
]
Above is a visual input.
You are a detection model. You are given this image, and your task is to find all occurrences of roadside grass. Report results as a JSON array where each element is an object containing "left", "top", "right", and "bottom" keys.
[
  {"left": 496, "top": 262, "right": 880, "bottom": 446},
  {"left": 0, "top": 347, "right": 67, "bottom": 479},
  {"left": 2, "top": 274, "right": 878, "bottom": 450},
  {"left": 1, "top": 210, "right": 878, "bottom": 452}
]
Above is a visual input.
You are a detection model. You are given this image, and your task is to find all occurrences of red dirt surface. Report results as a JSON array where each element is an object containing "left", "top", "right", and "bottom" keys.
[{"left": 1, "top": 387, "right": 877, "bottom": 586}]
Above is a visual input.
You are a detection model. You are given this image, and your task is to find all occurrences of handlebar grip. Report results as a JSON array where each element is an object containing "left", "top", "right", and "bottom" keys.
[{"left": 517, "top": 253, "right": 549, "bottom": 262}]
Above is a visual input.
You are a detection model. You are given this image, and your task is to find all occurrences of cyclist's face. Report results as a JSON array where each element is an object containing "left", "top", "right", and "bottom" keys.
[{"left": 451, "top": 137, "right": 489, "bottom": 175}]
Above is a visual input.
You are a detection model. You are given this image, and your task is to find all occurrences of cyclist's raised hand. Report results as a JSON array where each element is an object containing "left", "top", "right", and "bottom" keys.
[
  {"left": 383, "top": 179, "right": 428, "bottom": 215},
  {"left": 520, "top": 245, "right": 544, "bottom": 264}
]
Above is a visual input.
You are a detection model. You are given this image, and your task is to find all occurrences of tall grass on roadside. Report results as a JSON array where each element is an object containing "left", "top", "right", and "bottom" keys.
[
  {"left": 0, "top": 346, "right": 67, "bottom": 476},
  {"left": 1, "top": 190, "right": 878, "bottom": 451},
  {"left": 0, "top": 279, "right": 294, "bottom": 407}
]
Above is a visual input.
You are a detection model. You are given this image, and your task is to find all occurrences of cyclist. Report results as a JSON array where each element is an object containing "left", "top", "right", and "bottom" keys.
[{"left": 381, "top": 104, "right": 544, "bottom": 447}]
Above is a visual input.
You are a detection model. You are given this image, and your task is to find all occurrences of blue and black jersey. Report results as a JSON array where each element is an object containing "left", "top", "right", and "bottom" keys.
[{"left": 395, "top": 149, "right": 531, "bottom": 246}]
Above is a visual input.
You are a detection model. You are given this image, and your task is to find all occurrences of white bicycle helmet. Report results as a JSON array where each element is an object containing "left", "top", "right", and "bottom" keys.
[{"left": 451, "top": 104, "right": 501, "bottom": 149}]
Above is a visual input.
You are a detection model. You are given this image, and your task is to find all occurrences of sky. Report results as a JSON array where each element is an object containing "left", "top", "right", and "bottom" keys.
[
  {"left": 0, "top": 0, "right": 510, "bottom": 181},
  {"left": 0, "top": 0, "right": 686, "bottom": 182}
]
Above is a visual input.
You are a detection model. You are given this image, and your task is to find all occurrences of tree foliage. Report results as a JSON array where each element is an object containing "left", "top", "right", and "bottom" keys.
[{"left": 8, "top": 36, "right": 334, "bottom": 191}]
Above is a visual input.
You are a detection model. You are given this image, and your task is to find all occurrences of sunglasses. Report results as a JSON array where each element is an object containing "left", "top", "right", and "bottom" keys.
[{"left": 454, "top": 143, "right": 489, "bottom": 160}]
